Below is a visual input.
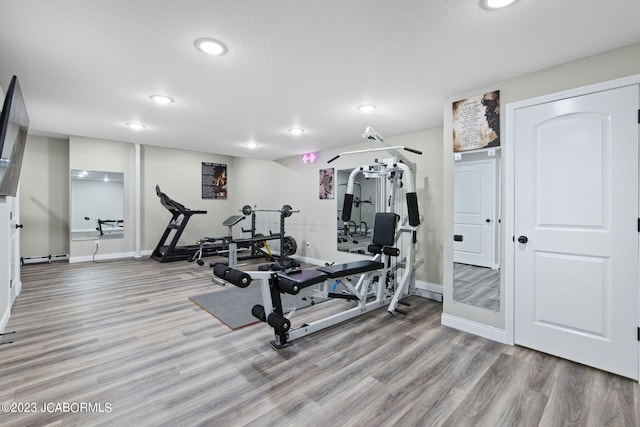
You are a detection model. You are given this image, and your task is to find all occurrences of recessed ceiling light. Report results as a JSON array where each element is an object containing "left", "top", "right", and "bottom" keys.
[
  {"left": 245, "top": 141, "right": 258, "bottom": 149},
  {"left": 150, "top": 95, "right": 174, "bottom": 105},
  {"left": 126, "top": 122, "right": 146, "bottom": 130},
  {"left": 357, "top": 104, "right": 376, "bottom": 113},
  {"left": 289, "top": 128, "right": 305, "bottom": 136},
  {"left": 195, "top": 38, "right": 228, "bottom": 55},
  {"left": 481, "top": 0, "right": 518, "bottom": 9}
]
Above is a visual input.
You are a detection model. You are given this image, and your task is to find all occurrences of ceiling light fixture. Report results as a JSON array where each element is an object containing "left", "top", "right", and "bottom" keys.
[
  {"left": 245, "top": 141, "right": 258, "bottom": 149},
  {"left": 195, "top": 38, "right": 228, "bottom": 55},
  {"left": 126, "top": 122, "right": 146, "bottom": 130},
  {"left": 357, "top": 104, "right": 376, "bottom": 113},
  {"left": 289, "top": 128, "right": 305, "bottom": 136},
  {"left": 481, "top": 0, "right": 518, "bottom": 9},
  {"left": 150, "top": 95, "right": 174, "bottom": 105}
]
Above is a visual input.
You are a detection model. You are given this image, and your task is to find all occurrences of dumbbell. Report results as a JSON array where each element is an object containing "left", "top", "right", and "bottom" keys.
[{"left": 240, "top": 204, "right": 299, "bottom": 218}]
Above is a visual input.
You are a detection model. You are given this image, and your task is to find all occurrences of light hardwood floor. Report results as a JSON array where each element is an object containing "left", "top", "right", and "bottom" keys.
[
  {"left": 1, "top": 257, "right": 638, "bottom": 426},
  {"left": 453, "top": 263, "right": 500, "bottom": 312}
]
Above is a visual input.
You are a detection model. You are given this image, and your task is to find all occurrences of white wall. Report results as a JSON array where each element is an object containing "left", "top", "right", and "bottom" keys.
[
  {"left": 232, "top": 157, "right": 320, "bottom": 262},
  {"left": 20, "top": 135, "right": 69, "bottom": 258},
  {"left": 443, "top": 42, "right": 640, "bottom": 331},
  {"left": 0, "top": 82, "right": 9, "bottom": 331},
  {"left": 18, "top": 136, "right": 238, "bottom": 261},
  {"left": 141, "top": 145, "right": 236, "bottom": 251},
  {"left": 69, "top": 136, "right": 135, "bottom": 259}
]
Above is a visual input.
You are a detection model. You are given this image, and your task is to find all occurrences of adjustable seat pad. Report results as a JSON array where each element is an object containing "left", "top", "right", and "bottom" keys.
[
  {"left": 277, "top": 269, "right": 328, "bottom": 290},
  {"left": 316, "top": 260, "right": 384, "bottom": 278}
]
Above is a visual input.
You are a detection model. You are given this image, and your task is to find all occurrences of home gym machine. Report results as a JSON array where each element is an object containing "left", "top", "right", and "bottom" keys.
[
  {"left": 151, "top": 185, "right": 216, "bottom": 263},
  {"left": 212, "top": 127, "right": 431, "bottom": 349}
]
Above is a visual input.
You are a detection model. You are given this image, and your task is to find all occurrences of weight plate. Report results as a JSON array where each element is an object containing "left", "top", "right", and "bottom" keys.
[{"left": 282, "top": 236, "right": 297, "bottom": 255}]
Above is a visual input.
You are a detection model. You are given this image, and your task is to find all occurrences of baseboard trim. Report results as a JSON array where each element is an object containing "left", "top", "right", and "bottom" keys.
[
  {"left": 415, "top": 280, "right": 442, "bottom": 294},
  {"left": 441, "top": 313, "right": 507, "bottom": 344},
  {"left": 11, "top": 280, "right": 21, "bottom": 304},
  {"left": 413, "top": 280, "right": 443, "bottom": 302},
  {"left": 297, "top": 255, "right": 332, "bottom": 266},
  {"left": 0, "top": 305, "right": 10, "bottom": 334},
  {"left": 69, "top": 251, "right": 140, "bottom": 263}
]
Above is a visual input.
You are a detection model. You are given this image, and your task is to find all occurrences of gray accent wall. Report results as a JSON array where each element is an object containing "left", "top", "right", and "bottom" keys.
[
  {"left": 20, "top": 135, "right": 69, "bottom": 258},
  {"left": 141, "top": 145, "right": 235, "bottom": 250}
]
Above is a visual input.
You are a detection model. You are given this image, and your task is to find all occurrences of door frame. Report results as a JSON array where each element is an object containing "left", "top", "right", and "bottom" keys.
[{"left": 504, "top": 73, "right": 640, "bottom": 374}]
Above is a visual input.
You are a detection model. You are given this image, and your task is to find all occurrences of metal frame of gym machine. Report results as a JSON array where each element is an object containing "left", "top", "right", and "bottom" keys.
[{"left": 215, "top": 128, "right": 433, "bottom": 349}]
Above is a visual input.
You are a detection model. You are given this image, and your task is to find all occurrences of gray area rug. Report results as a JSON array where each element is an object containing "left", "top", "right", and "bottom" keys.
[{"left": 190, "top": 283, "right": 324, "bottom": 330}]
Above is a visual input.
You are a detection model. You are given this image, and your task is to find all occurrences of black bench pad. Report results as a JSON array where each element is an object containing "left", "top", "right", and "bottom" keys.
[
  {"left": 316, "top": 260, "right": 384, "bottom": 278},
  {"left": 277, "top": 270, "right": 328, "bottom": 294}
]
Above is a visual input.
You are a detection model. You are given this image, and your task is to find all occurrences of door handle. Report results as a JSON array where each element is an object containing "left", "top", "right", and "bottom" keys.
[
  {"left": 485, "top": 218, "right": 491, "bottom": 223},
  {"left": 453, "top": 234, "right": 464, "bottom": 242},
  {"left": 517, "top": 235, "right": 528, "bottom": 244},
  {"left": 15, "top": 224, "right": 23, "bottom": 229}
]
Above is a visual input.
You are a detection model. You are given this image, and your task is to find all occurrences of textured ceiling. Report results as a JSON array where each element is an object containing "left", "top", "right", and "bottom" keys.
[{"left": 1, "top": 0, "right": 639, "bottom": 160}]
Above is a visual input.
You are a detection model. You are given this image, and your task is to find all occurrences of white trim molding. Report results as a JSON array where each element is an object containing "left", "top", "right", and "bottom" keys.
[
  {"left": 441, "top": 313, "right": 507, "bottom": 344},
  {"left": 0, "top": 305, "right": 10, "bottom": 333},
  {"left": 69, "top": 251, "right": 142, "bottom": 263}
]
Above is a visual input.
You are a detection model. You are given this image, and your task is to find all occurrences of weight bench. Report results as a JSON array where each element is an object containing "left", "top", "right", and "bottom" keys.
[
  {"left": 316, "top": 260, "right": 384, "bottom": 278},
  {"left": 212, "top": 212, "right": 418, "bottom": 349},
  {"left": 189, "top": 215, "right": 246, "bottom": 266}
]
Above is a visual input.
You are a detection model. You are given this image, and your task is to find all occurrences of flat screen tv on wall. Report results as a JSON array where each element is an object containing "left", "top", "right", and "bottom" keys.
[{"left": 0, "top": 75, "right": 30, "bottom": 197}]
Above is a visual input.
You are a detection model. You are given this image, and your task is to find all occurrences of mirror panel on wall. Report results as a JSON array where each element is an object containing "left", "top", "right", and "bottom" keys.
[
  {"left": 452, "top": 149, "right": 501, "bottom": 311},
  {"left": 336, "top": 168, "right": 378, "bottom": 254},
  {"left": 70, "top": 169, "right": 124, "bottom": 240}
]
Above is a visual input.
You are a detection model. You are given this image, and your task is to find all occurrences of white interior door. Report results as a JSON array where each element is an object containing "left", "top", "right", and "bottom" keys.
[
  {"left": 514, "top": 85, "right": 639, "bottom": 379},
  {"left": 454, "top": 160, "right": 496, "bottom": 268}
]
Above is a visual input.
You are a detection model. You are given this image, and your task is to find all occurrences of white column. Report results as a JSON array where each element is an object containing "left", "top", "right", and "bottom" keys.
[{"left": 134, "top": 143, "right": 142, "bottom": 258}]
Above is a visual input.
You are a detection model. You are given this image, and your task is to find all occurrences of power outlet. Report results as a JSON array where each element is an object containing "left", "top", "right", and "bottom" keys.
[
  {"left": 305, "top": 242, "right": 311, "bottom": 248},
  {"left": 94, "top": 240, "right": 100, "bottom": 248}
]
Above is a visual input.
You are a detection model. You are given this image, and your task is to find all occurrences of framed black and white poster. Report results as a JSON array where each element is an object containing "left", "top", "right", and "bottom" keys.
[
  {"left": 202, "top": 162, "right": 227, "bottom": 199},
  {"left": 452, "top": 90, "right": 500, "bottom": 152},
  {"left": 319, "top": 168, "right": 334, "bottom": 199}
]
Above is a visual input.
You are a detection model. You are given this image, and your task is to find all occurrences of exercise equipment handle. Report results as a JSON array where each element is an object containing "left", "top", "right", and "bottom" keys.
[{"left": 403, "top": 147, "right": 422, "bottom": 155}]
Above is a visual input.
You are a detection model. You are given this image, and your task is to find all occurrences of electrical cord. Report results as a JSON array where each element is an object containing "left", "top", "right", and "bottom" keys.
[{"left": 92, "top": 242, "right": 99, "bottom": 262}]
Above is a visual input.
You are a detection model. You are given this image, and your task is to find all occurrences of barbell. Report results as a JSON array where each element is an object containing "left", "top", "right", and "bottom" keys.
[{"left": 241, "top": 204, "right": 299, "bottom": 218}]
